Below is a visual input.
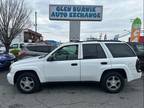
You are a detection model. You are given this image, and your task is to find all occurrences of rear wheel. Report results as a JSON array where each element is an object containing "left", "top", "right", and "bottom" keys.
[
  {"left": 16, "top": 72, "right": 41, "bottom": 94},
  {"left": 101, "top": 72, "right": 125, "bottom": 93}
]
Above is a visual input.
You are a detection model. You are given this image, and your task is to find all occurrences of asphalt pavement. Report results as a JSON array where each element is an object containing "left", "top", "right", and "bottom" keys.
[{"left": 0, "top": 70, "right": 143, "bottom": 108}]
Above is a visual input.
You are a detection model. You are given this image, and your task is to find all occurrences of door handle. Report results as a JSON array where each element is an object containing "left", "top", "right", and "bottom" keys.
[
  {"left": 71, "top": 63, "right": 78, "bottom": 66},
  {"left": 101, "top": 62, "right": 107, "bottom": 65}
]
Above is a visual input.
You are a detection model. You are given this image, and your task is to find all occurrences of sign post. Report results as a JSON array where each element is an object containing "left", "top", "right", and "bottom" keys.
[
  {"left": 69, "top": 21, "right": 80, "bottom": 42},
  {"left": 49, "top": 4, "right": 103, "bottom": 42}
]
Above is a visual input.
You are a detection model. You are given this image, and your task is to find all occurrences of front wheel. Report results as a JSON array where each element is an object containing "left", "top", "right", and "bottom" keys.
[
  {"left": 101, "top": 72, "right": 125, "bottom": 93},
  {"left": 16, "top": 72, "right": 41, "bottom": 94}
]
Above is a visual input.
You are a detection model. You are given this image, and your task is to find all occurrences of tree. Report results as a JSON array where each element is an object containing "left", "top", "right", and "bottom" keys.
[{"left": 0, "top": 0, "right": 31, "bottom": 53}]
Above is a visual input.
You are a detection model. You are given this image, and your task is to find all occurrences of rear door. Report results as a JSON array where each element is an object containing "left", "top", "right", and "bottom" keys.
[
  {"left": 105, "top": 43, "right": 137, "bottom": 73},
  {"left": 81, "top": 43, "right": 111, "bottom": 81}
]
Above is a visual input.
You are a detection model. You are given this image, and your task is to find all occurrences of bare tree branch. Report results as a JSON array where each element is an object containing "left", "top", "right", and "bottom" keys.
[{"left": 0, "top": 0, "right": 31, "bottom": 53}]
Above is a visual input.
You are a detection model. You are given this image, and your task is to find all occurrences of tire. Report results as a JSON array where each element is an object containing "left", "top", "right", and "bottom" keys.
[
  {"left": 101, "top": 72, "right": 125, "bottom": 93},
  {"left": 16, "top": 72, "right": 41, "bottom": 94}
]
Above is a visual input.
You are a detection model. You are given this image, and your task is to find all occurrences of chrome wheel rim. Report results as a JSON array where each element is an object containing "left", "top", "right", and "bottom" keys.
[
  {"left": 106, "top": 76, "right": 121, "bottom": 91},
  {"left": 20, "top": 76, "right": 35, "bottom": 91}
]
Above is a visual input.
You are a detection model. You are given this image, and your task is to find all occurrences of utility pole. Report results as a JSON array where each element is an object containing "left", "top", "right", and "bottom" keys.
[{"left": 34, "top": 11, "right": 37, "bottom": 32}]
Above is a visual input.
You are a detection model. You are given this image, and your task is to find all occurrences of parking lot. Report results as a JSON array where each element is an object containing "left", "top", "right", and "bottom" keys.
[{"left": 0, "top": 70, "right": 143, "bottom": 108}]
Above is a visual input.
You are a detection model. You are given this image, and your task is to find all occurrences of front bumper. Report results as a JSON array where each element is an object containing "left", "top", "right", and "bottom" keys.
[{"left": 7, "top": 72, "right": 14, "bottom": 85}]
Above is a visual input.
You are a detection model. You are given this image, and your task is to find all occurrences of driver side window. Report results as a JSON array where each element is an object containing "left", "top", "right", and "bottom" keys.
[{"left": 52, "top": 45, "right": 78, "bottom": 61}]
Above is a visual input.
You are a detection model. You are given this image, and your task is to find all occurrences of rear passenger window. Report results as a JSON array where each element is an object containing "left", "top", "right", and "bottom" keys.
[
  {"left": 83, "top": 44, "right": 106, "bottom": 59},
  {"left": 106, "top": 43, "right": 136, "bottom": 58}
]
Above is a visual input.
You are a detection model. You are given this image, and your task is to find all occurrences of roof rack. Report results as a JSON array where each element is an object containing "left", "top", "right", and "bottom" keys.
[{"left": 71, "top": 40, "right": 122, "bottom": 42}]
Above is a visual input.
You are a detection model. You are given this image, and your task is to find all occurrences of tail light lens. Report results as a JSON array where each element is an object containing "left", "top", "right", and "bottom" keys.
[{"left": 136, "top": 59, "right": 142, "bottom": 73}]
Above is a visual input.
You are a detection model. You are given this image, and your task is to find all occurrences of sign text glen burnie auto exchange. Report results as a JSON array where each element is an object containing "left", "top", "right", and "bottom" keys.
[{"left": 49, "top": 5, "right": 103, "bottom": 21}]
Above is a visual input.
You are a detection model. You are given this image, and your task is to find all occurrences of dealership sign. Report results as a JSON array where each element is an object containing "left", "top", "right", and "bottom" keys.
[{"left": 49, "top": 5, "right": 103, "bottom": 21}]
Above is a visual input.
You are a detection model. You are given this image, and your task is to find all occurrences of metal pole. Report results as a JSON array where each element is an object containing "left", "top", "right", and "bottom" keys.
[
  {"left": 69, "top": 21, "right": 80, "bottom": 42},
  {"left": 35, "top": 12, "right": 37, "bottom": 32}
]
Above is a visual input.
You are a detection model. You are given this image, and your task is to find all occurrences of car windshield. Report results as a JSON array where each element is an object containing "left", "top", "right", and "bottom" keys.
[
  {"left": 136, "top": 44, "right": 144, "bottom": 56},
  {"left": 127, "top": 42, "right": 144, "bottom": 56},
  {"left": 39, "top": 46, "right": 58, "bottom": 59},
  {"left": 136, "top": 44, "right": 144, "bottom": 52},
  {"left": 26, "top": 45, "right": 53, "bottom": 53}
]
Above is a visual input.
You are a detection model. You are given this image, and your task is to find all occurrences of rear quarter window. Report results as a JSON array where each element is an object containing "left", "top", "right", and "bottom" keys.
[{"left": 106, "top": 43, "right": 136, "bottom": 58}]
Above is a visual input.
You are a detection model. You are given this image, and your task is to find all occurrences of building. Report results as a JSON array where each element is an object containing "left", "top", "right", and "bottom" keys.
[
  {"left": 24, "top": 29, "right": 43, "bottom": 43},
  {"left": 12, "top": 29, "right": 43, "bottom": 44}
]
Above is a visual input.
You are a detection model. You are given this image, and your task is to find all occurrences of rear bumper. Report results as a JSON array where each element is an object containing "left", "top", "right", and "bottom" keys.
[{"left": 128, "top": 72, "right": 142, "bottom": 82}]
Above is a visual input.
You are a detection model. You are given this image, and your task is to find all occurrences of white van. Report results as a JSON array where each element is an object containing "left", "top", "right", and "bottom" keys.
[{"left": 0, "top": 44, "right": 6, "bottom": 53}]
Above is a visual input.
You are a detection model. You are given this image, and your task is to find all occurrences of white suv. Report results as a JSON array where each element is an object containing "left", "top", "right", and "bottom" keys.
[{"left": 7, "top": 41, "right": 142, "bottom": 93}]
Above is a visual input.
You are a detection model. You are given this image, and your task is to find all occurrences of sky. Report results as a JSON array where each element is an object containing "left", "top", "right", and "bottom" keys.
[{"left": 25, "top": 0, "right": 143, "bottom": 42}]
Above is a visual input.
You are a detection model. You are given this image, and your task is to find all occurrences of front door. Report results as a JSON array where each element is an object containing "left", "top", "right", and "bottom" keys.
[{"left": 45, "top": 45, "right": 80, "bottom": 82}]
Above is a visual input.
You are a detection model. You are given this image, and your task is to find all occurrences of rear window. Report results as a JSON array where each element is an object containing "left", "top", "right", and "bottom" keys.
[
  {"left": 106, "top": 43, "right": 136, "bottom": 58},
  {"left": 20, "top": 44, "right": 24, "bottom": 48},
  {"left": 10, "top": 44, "right": 18, "bottom": 48}
]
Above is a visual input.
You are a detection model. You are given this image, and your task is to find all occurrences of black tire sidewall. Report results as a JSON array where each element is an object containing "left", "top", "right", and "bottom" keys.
[
  {"left": 101, "top": 72, "right": 125, "bottom": 93},
  {"left": 16, "top": 72, "right": 41, "bottom": 94}
]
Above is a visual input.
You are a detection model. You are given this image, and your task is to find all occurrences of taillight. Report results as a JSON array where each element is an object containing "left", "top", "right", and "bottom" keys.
[{"left": 136, "top": 59, "right": 142, "bottom": 73}]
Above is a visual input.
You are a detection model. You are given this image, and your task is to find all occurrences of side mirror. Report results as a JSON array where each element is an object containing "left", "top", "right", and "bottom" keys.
[{"left": 47, "top": 55, "right": 54, "bottom": 61}]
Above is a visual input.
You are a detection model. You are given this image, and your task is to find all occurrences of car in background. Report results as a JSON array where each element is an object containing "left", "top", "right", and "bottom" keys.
[
  {"left": 0, "top": 52, "right": 16, "bottom": 69},
  {"left": 10, "top": 43, "right": 24, "bottom": 51},
  {"left": 127, "top": 42, "right": 144, "bottom": 72},
  {"left": 18, "top": 44, "right": 55, "bottom": 59},
  {"left": 0, "top": 44, "right": 6, "bottom": 53},
  {"left": 44, "top": 40, "right": 61, "bottom": 48}
]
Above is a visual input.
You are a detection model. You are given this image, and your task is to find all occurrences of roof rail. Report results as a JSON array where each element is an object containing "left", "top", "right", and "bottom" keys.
[{"left": 72, "top": 40, "right": 122, "bottom": 42}]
